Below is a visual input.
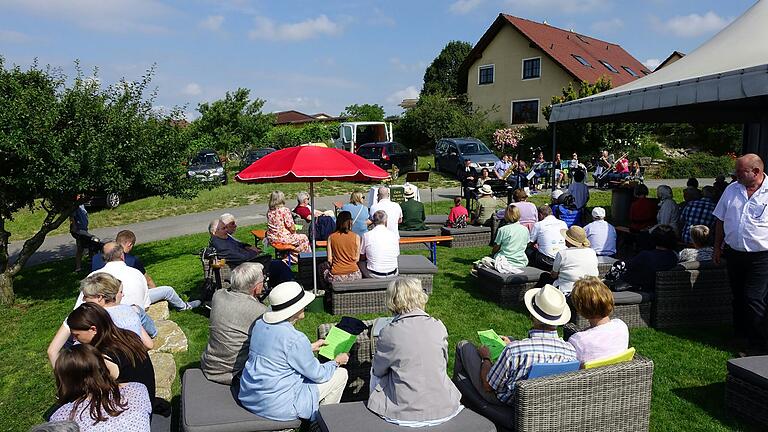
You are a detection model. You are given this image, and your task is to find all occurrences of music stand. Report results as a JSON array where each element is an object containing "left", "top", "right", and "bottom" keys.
[{"left": 405, "top": 171, "right": 432, "bottom": 212}]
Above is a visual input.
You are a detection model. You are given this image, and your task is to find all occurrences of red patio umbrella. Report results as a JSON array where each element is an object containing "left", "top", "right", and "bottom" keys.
[{"left": 236, "top": 145, "right": 390, "bottom": 293}]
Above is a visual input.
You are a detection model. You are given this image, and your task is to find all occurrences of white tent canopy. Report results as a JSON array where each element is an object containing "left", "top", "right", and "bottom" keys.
[{"left": 549, "top": 0, "right": 768, "bottom": 124}]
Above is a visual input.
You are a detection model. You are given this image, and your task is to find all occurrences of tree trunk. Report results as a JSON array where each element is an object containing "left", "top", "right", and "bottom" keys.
[{"left": 0, "top": 272, "right": 14, "bottom": 306}]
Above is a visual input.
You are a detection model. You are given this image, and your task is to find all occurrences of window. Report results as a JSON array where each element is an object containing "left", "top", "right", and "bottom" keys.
[
  {"left": 478, "top": 65, "right": 494, "bottom": 85},
  {"left": 622, "top": 66, "right": 639, "bottom": 77},
  {"left": 572, "top": 54, "right": 592, "bottom": 67},
  {"left": 511, "top": 100, "right": 539, "bottom": 125},
  {"left": 522, "top": 58, "right": 541, "bottom": 79},
  {"left": 641, "top": 69, "right": 650, "bottom": 75},
  {"left": 599, "top": 60, "right": 619, "bottom": 73}
]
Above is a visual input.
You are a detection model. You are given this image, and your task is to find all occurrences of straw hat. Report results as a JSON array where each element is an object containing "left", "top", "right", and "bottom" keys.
[
  {"left": 523, "top": 284, "right": 571, "bottom": 326},
  {"left": 262, "top": 282, "right": 315, "bottom": 324},
  {"left": 561, "top": 225, "right": 591, "bottom": 247},
  {"left": 404, "top": 185, "right": 417, "bottom": 199},
  {"left": 478, "top": 184, "right": 494, "bottom": 196}
]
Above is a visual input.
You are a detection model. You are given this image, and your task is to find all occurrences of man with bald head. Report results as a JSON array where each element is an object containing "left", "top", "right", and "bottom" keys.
[
  {"left": 714, "top": 153, "right": 768, "bottom": 355},
  {"left": 369, "top": 186, "right": 403, "bottom": 237}
]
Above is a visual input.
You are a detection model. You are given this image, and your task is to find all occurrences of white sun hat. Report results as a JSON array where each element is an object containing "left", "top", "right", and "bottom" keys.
[
  {"left": 262, "top": 281, "right": 316, "bottom": 324},
  {"left": 523, "top": 284, "right": 571, "bottom": 326}
]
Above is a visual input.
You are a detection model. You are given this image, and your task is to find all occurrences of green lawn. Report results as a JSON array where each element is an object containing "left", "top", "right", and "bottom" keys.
[{"left": 0, "top": 196, "right": 758, "bottom": 431}]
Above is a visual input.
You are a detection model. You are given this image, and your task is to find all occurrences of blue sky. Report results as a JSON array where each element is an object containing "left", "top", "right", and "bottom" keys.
[{"left": 0, "top": 0, "right": 757, "bottom": 119}]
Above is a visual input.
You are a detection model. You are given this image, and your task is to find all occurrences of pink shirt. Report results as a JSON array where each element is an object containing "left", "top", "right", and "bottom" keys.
[
  {"left": 512, "top": 202, "right": 538, "bottom": 227},
  {"left": 447, "top": 206, "right": 469, "bottom": 227},
  {"left": 568, "top": 319, "right": 629, "bottom": 363}
]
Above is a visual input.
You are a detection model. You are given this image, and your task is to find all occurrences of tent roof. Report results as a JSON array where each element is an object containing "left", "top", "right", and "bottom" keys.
[{"left": 549, "top": 0, "right": 768, "bottom": 124}]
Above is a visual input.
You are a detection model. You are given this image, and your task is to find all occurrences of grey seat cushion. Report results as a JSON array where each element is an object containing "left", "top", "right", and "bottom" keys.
[
  {"left": 300, "top": 251, "right": 328, "bottom": 260},
  {"left": 426, "top": 215, "right": 448, "bottom": 225},
  {"left": 478, "top": 266, "right": 546, "bottom": 284},
  {"left": 317, "top": 401, "right": 496, "bottom": 432},
  {"left": 398, "top": 254, "right": 438, "bottom": 274},
  {"left": 399, "top": 228, "right": 442, "bottom": 237},
  {"left": 452, "top": 371, "right": 511, "bottom": 428},
  {"left": 612, "top": 290, "right": 654, "bottom": 305},
  {"left": 727, "top": 355, "right": 768, "bottom": 390},
  {"left": 182, "top": 368, "right": 302, "bottom": 432},
  {"left": 442, "top": 226, "right": 491, "bottom": 235},
  {"left": 333, "top": 274, "right": 394, "bottom": 292}
]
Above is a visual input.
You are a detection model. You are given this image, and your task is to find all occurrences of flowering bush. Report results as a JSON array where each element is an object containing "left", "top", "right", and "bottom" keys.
[{"left": 493, "top": 127, "right": 522, "bottom": 152}]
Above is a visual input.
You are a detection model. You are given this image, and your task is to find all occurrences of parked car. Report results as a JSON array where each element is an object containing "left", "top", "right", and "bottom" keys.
[
  {"left": 241, "top": 147, "right": 276, "bottom": 169},
  {"left": 434, "top": 138, "right": 500, "bottom": 178},
  {"left": 187, "top": 149, "right": 227, "bottom": 185},
  {"left": 356, "top": 141, "right": 418, "bottom": 177},
  {"left": 84, "top": 191, "right": 123, "bottom": 209}
]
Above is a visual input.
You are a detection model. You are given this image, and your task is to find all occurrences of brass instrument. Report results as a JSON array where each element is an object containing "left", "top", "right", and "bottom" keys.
[
  {"left": 614, "top": 152, "right": 629, "bottom": 169},
  {"left": 500, "top": 162, "right": 517, "bottom": 180}
]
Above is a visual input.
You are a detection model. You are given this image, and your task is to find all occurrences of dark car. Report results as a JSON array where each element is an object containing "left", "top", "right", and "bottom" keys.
[
  {"left": 356, "top": 142, "right": 418, "bottom": 177},
  {"left": 434, "top": 137, "right": 500, "bottom": 178},
  {"left": 187, "top": 149, "right": 227, "bottom": 185},
  {"left": 241, "top": 147, "right": 276, "bottom": 170},
  {"left": 84, "top": 191, "right": 123, "bottom": 209}
]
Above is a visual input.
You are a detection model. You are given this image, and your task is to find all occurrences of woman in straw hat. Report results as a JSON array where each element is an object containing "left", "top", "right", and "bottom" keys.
[
  {"left": 238, "top": 282, "right": 349, "bottom": 422},
  {"left": 538, "top": 225, "right": 598, "bottom": 295}
]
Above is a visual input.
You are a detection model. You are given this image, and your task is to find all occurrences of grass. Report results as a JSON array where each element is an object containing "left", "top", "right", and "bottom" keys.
[{"left": 0, "top": 193, "right": 758, "bottom": 431}]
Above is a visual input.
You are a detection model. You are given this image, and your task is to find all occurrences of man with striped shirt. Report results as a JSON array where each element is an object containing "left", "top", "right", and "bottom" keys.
[{"left": 454, "top": 284, "right": 576, "bottom": 405}]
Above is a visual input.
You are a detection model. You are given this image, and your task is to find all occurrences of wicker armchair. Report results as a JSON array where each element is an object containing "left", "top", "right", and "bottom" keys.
[
  {"left": 318, "top": 320, "right": 378, "bottom": 402},
  {"left": 653, "top": 261, "right": 731, "bottom": 328},
  {"left": 725, "top": 355, "right": 768, "bottom": 428}
]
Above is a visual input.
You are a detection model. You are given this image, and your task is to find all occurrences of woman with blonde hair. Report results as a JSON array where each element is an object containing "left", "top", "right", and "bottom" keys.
[
  {"left": 368, "top": 278, "right": 463, "bottom": 426},
  {"left": 340, "top": 190, "right": 369, "bottom": 238},
  {"left": 266, "top": 191, "right": 310, "bottom": 261},
  {"left": 491, "top": 205, "right": 529, "bottom": 268},
  {"left": 678, "top": 225, "right": 714, "bottom": 263},
  {"left": 568, "top": 276, "right": 629, "bottom": 363}
]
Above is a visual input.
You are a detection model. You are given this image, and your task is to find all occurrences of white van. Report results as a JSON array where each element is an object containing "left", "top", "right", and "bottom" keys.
[{"left": 336, "top": 122, "right": 393, "bottom": 154}]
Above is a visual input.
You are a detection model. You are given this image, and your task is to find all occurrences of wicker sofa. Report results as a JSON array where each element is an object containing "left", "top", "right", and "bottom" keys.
[
  {"left": 453, "top": 355, "right": 654, "bottom": 432},
  {"left": 476, "top": 266, "right": 547, "bottom": 308},
  {"left": 326, "top": 255, "right": 437, "bottom": 315},
  {"left": 318, "top": 402, "right": 496, "bottom": 432},
  {"left": 652, "top": 260, "right": 731, "bottom": 328},
  {"left": 725, "top": 355, "right": 768, "bottom": 428},
  {"left": 441, "top": 226, "right": 493, "bottom": 248},
  {"left": 318, "top": 319, "right": 377, "bottom": 402}
]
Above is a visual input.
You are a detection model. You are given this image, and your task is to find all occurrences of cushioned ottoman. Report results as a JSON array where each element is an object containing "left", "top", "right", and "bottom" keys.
[
  {"left": 476, "top": 266, "right": 547, "bottom": 308},
  {"left": 327, "top": 255, "right": 437, "bottom": 314},
  {"left": 398, "top": 228, "right": 442, "bottom": 250},
  {"left": 726, "top": 356, "right": 768, "bottom": 428},
  {"left": 441, "top": 226, "right": 492, "bottom": 248},
  {"left": 596, "top": 256, "right": 618, "bottom": 278},
  {"left": 653, "top": 261, "right": 732, "bottom": 328},
  {"left": 317, "top": 402, "right": 496, "bottom": 432},
  {"left": 571, "top": 290, "right": 653, "bottom": 329},
  {"left": 181, "top": 368, "right": 301, "bottom": 432},
  {"left": 318, "top": 320, "right": 377, "bottom": 402},
  {"left": 298, "top": 251, "right": 328, "bottom": 288},
  {"left": 425, "top": 214, "right": 448, "bottom": 228}
]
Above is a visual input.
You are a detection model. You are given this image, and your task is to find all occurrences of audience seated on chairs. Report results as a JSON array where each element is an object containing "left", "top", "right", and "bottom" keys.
[
  {"left": 239, "top": 282, "right": 349, "bottom": 422},
  {"left": 510, "top": 188, "right": 538, "bottom": 231},
  {"left": 340, "top": 191, "right": 370, "bottom": 238},
  {"left": 266, "top": 191, "right": 311, "bottom": 261},
  {"left": 491, "top": 205, "right": 529, "bottom": 269},
  {"left": 294, "top": 191, "right": 325, "bottom": 222},
  {"left": 619, "top": 225, "right": 679, "bottom": 291},
  {"left": 678, "top": 225, "right": 714, "bottom": 263},
  {"left": 553, "top": 194, "right": 581, "bottom": 228},
  {"left": 368, "top": 278, "right": 463, "bottom": 426},
  {"left": 472, "top": 185, "right": 498, "bottom": 227},
  {"left": 49, "top": 344, "right": 151, "bottom": 431},
  {"left": 567, "top": 169, "right": 590, "bottom": 210},
  {"left": 399, "top": 185, "right": 426, "bottom": 231},
  {"left": 454, "top": 284, "right": 576, "bottom": 406},
  {"left": 209, "top": 219, "right": 267, "bottom": 268},
  {"left": 656, "top": 185, "right": 680, "bottom": 235},
  {"left": 361, "top": 210, "right": 400, "bottom": 278},
  {"left": 540, "top": 226, "right": 599, "bottom": 295},
  {"left": 629, "top": 184, "right": 656, "bottom": 231},
  {"left": 93, "top": 229, "right": 200, "bottom": 311},
  {"left": 528, "top": 205, "right": 567, "bottom": 271},
  {"left": 567, "top": 276, "right": 629, "bottom": 364},
  {"left": 369, "top": 186, "right": 403, "bottom": 237},
  {"left": 200, "top": 263, "right": 267, "bottom": 385},
  {"left": 445, "top": 196, "right": 469, "bottom": 228},
  {"left": 679, "top": 186, "right": 717, "bottom": 245},
  {"left": 584, "top": 207, "right": 617, "bottom": 257},
  {"left": 318, "top": 211, "right": 362, "bottom": 285}
]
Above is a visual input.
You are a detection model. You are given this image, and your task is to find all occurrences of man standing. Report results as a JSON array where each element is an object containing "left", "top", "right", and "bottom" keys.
[
  {"left": 69, "top": 203, "right": 91, "bottom": 272},
  {"left": 458, "top": 159, "right": 478, "bottom": 201},
  {"left": 201, "top": 263, "right": 268, "bottom": 385},
  {"left": 714, "top": 153, "right": 768, "bottom": 355},
  {"left": 369, "top": 187, "right": 403, "bottom": 236},
  {"left": 360, "top": 211, "right": 399, "bottom": 278},
  {"left": 679, "top": 186, "right": 717, "bottom": 244},
  {"left": 399, "top": 185, "right": 426, "bottom": 231},
  {"left": 567, "top": 170, "right": 590, "bottom": 210}
]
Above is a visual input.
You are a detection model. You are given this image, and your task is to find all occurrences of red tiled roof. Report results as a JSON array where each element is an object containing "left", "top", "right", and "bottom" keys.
[{"left": 275, "top": 110, "right": 317, "bottom": 124}]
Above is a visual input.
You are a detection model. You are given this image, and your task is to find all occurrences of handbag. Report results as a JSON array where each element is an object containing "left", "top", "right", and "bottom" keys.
[{"left": 603, "top": 261, "right": 633, "bottom": 292}]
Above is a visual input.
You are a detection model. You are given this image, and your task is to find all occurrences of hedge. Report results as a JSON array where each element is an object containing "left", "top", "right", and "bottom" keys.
[{"left": 658, "top": 153, "right": 735, "bottom": 178}]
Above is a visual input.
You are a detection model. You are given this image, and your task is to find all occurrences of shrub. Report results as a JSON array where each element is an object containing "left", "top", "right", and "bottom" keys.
[{"left": 659, "top": 153, "right": 735, "bottom": 178}]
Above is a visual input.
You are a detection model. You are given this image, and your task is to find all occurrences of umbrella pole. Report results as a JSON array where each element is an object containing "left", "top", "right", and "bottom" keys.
[{"left": 310, "top": 182, "right": 317, "bottom": 294}]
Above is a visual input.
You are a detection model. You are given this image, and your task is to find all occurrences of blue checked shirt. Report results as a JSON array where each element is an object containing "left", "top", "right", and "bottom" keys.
[
  {"left": 679, "top": 197, "right": 716, "bottom": 243},
  {"left": 486, "top": 330, "right": 577, "bottom": 404}
]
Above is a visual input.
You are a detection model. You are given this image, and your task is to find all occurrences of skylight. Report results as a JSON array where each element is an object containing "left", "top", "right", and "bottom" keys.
[
  {"left": 599, "top": 60, "right": 619, "bottom": 73},
  {"left": 622, "top": 66, "right": 640, "bottom": 77},
  {"left": 572, "top": 54, "right": 592, "bottom": 67}
]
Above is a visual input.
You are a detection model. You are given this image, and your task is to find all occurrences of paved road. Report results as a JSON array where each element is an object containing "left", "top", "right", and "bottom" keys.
[{"left": 8, "top": 178, "right": 708, "bottom": 267}]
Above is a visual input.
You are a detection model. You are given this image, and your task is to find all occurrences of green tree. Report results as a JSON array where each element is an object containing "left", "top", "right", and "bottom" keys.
[
  {"left": 190, "top": 88, "right": 274, "bottom": 159},
  {"left": 421, "top": 40, "right": 473, "bottom": 96},
  {"left": 341, "top": 104, "right": 385, "bottom": 122},
  {"left": 0, "top": 59, "right": 195, "bottom": 305}
]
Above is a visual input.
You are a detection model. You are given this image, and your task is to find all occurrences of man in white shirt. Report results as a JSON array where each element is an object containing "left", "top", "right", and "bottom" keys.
[
  {"left": 567, "top": 170, "right": 590, "bottom": 210},
  {"left": 360, "top": 210, "right": 400, "bottom": 278},
  {"left": 714, "top": 153, "right": 768, "bottom": 354},
  {"left": 528, "top": 205, "right": 567, "bottom": 271},
  {"left": 493, "top": 155, "right": 511, "bottom": 179},
  {"left": 584, "top": 207, "right": 617, "bottom": 257},
  {"left": 370, "top": 186, "right": 403, "bottom": 237}
]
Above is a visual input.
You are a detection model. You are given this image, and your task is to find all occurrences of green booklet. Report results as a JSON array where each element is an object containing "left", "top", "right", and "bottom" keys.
[
  {"left": 477, "top": 329, "right": 507, "bottom": 362},
  {"left": 318, "top": 326, "right": 357, "bottom": 360}
]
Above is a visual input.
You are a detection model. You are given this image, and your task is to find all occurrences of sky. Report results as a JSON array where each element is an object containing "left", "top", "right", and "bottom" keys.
[{"left": 0, "top": 0, "right": 758, "bottom": 119}]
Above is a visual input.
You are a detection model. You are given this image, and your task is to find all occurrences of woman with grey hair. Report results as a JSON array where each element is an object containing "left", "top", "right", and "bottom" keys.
[
  {"left": 368, "top": 278, "right": 463, "bottom": 426},
  {"left": 266, "top": 191, "right": 310, "bottom": 262},
  {"left": 294, "top": 191, "right": 325, "bottom": 222},
  {"left": 656, "top": 185, "right": 679, "bottom": 234},
  {"left": 678, "top": 225, "right": 714, "bottom": 263}
]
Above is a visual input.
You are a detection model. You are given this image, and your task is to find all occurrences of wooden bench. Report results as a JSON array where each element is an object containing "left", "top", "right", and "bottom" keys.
[{"left": 251, "top": 229, "right": 300, "bottom": 265}]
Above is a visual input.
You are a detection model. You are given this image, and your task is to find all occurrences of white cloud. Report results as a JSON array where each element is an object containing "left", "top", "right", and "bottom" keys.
[
  {"left": 199, "top": 15, "right": 224, "bottom": 31},
  {"left": 181, "top": 83, "right": 203, "bottom": 96},
  {"left": 390, "top": 57, "right": 428, "bottom": 73},
  {"left": 248, "top": 15, "right": 342, "bottom": 42},
  {"left": 651, "top": 11, "right": 731, "bottom": 38},
  {"left": 386, "top": 85, "right": 420, "bottom": 105},
  {"left": 0, "top": 29, "right": 32, "bottom": 43},
  {"left": 505, "top": 0, "right": 609, "bottom": 14},
  {"left": 590, "top": 18, "right": 624, "bottom": 33},
  {"left": 449, "top": 0, "right": 483, "bottom": 15},
  {"left": 643, "top": 58, "right": 661, "bottom": 70},
  {"left": 269, "top": 96, "right": 323, "bottom": 111}
]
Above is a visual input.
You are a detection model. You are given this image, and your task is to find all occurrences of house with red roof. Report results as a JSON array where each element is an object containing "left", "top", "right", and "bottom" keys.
[
  {"left": 458, "top": 14, "right": 650, "bottom": 127},
  {"left": 274, "top": 110, "right": 344, "bottom": 125}
]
